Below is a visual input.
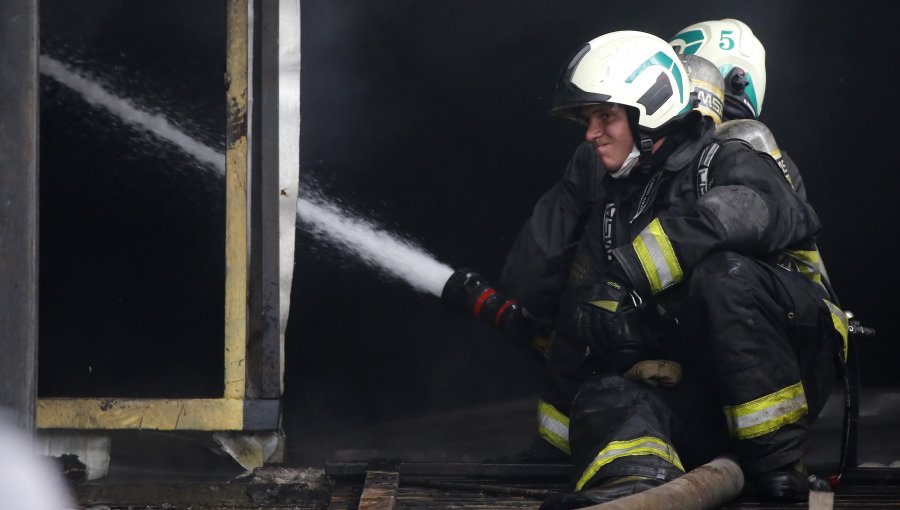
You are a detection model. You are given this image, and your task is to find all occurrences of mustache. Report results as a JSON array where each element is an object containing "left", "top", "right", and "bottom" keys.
[{"left": 590, "top": 137, "right": 604, "bottom": 148}]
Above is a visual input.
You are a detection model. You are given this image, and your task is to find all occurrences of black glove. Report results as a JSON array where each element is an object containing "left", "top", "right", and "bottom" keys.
[{"left": 574, "top": 271, "right": 656, "bottom": 374}]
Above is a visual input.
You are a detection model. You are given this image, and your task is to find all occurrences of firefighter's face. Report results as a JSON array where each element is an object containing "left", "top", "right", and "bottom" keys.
[{"left": 581, "top": 103, "right": 634, "bottom": 172}]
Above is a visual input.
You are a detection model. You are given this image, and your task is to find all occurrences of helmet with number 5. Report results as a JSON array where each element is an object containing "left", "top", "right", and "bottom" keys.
[{"left": 669, "top": 19, "right": 766, "bottom": 119}]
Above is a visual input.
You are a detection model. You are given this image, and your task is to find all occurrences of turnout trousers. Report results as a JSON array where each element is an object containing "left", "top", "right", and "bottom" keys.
[{"left": 569, "top": 251, "right": 844, "bottom": 489}]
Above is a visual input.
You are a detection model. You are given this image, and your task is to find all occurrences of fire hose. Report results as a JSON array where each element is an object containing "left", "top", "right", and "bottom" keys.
[{"left": 580, "top": 456, "right": 744, "bottom": 510}]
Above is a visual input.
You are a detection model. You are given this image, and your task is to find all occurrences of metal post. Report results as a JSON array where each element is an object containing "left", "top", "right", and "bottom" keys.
[
  {"left": 0, "top": 0, "right": 39, "bottom": 431},
  {"left": 246, "top": 0, "right": 271, "bottom": 400},
  {"left": 246, "top": 0, "right": 299, "bottom": 402},
  {"left": 277, "top": 0, "right": 301, "bottom": 397}
]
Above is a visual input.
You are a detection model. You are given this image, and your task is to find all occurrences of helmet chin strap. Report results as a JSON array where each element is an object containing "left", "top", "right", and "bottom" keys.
[
  {"left": 637, "top": 134, "right": 654, "bottom": 172},
  {"left": 625, "top": 106, "right": 657, "bottom": 173}
]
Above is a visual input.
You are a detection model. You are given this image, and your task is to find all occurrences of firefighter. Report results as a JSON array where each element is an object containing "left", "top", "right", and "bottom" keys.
[
  {"left": 524, "top": 31, "right": 846, "bottom": 508},
  {"left": 670, "top": 18, "right": 807, "bottom": 196},
  {"left": 671, "top": 19, "right": 840, "bottom": 319},
  {"left": 489, "top": 52, "right": 731, "bottom": 467}
]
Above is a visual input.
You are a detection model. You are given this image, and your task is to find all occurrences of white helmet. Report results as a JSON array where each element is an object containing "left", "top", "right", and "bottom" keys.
[
  {"left": 552, "top": 31, "right": 694, "bottom": 133},
  {"left": 669, "top": 19, "right": 766, "bottom": 119}
]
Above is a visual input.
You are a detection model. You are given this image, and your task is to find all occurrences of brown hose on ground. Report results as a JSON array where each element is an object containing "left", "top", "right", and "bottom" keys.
[{"left": 583, "top": 456, "right": 744, "bottom": 510}]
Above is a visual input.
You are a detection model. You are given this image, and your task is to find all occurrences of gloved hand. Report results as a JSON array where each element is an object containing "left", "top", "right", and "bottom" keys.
[
  {"left": 532, "top": 331, "right": 555, "bottom": 359},
  {"left": 574, "top": 269, "right": 655, "bottom": 374},
  {"left": 441, "top": 267, "right": 537, "bottom": 340},
  {"left": 624, "top": 359, "right": 683, "bottom": 387}
]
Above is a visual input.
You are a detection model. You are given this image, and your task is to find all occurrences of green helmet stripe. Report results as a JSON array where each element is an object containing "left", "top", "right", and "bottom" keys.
[
  {"left": 672, "top": 30, "right": 705, "bottom": 55},
  {"left": 626, "top": 51, "right": 685, "bottom": 103},
  {"left": 683, "top": 43, "right": 702, "bottom": 55},
  {"left": 672, "top": 30, "right": 704, "bottom": 44}
]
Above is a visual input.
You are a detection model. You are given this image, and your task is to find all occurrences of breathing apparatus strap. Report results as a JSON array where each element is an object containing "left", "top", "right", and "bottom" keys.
[
  {"left": 602, "top": 202, "right": 616, "bottom": 263},
  {"left": 694, "top": 140, "right": 722, "bottom": 198}
]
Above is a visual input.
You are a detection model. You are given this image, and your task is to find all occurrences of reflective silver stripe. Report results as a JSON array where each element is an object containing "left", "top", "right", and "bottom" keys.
[
  {"left": 538, "top": 401, "right": 570, "bottom": 454},
  {"left": 632, "top": 218, "right": 683, "bottom": 294},
  {"left": 722, "top": 382, "right": 808, "bottom": 440},
  {"left": 639, "top": 230, "right": 674, "bottom": 287},
  {"left": 574, "top": 436, "right": 684, "bottom": 490}
]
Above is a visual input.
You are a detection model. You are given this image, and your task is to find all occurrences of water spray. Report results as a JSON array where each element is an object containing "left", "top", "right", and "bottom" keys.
[
  {"left": 295, "top": 194, "right": 454, "bottom": 297},
  {"left": 39, "top": 56, "right": 226, "bottom": 171},
  {"left": 40, "top": 55, "right": 534, "bottom": 339}
]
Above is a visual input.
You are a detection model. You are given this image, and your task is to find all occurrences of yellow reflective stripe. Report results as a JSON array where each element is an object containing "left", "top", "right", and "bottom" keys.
[
  {"left": 632, "top": 218, "right": 683, "bottom": 294},
  {"left": 785, "top": 249, "right": 823, "bottom": 284},
  {"left": 574, "top": 436, "right": 684, "bottom": 490},
  {"left": 538, "top": 400, "right": 570, "bottom": 455},
  {"left": 587, "top": 300, "right": 619, "bottom": 313},
  {"left": 824, "top": 300, "right": 849, "bottom": 362},
  {"left": 722, "top": 382, "right": 808, "bottom": 440},
  {"left": 787, "top": 249, "right": 820, "bottom": 265}
]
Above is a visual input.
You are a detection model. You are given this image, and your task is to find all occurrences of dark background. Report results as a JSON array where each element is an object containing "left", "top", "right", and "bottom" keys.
[{"left": 38, "top": 0, "right": 900, "bottom": 465}]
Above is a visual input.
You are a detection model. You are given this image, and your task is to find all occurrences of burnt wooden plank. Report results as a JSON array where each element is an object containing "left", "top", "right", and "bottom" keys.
[
  {"left": 358, "top": 470, "right": 400, "bottom": 510},
  {"left": 326, "top": 461, "right": 572, "bottom": 480},
  {"left": 358, "top": 461, "right": 401, "bottom": 510}
]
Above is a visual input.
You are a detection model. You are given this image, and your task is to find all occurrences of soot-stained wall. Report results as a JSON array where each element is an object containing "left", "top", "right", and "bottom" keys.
[{"left": 38, "top": 0, "right": 900, "bottom": 463}]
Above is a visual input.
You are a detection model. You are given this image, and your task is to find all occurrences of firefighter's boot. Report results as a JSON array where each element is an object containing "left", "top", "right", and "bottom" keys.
[
  {"left": 754, "top": 461, "right": 808, "bottom": 502},
  {"left": 539, "top": 476, "right": 665, "bottom": 510}
]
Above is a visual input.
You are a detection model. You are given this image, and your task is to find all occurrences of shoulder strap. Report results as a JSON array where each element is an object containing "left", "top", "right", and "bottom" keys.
[
  {"left": 695, "top": 140, "right": 721, "bottom": 198},
  {"left": 602, "top": 201, "right": 616, "bottom": 262},
  {"left": 696, "top": 137, "right": 768, "bottom": 198}
]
